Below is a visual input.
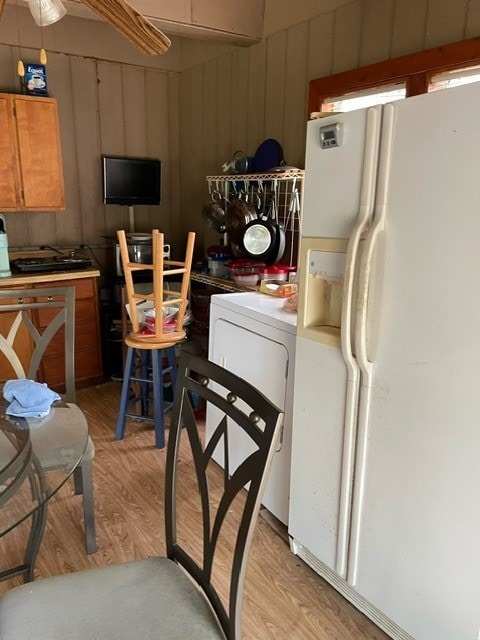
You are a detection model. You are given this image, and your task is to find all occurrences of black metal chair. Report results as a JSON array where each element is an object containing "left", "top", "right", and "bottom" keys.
[
  {"left": 0, "top": 352, "right": 284, "bottom": 640},
  {"left": 0, "top": 287, "right": 96, "bottom": 560}
]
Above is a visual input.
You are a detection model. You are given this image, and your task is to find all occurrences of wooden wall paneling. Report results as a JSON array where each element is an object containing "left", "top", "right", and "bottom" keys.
[
  {"left": 216, "top": 54, "right": 233, "bottom": 177},
  {"left": 97, "top": 61, "right": 126, "bottom": 237},
  {"left": 202, "top": 58, "right": 220, "bottom": 175},
  {"left": 246, "top": 39, "right": 266, "bottom": 153},
  {"left": 307, "top": 12, "right": 335, "bottom": 82},
  {"left": 123, "top": 66, "right": 147, "bottom": 156},
  {"left": 230, "top": 47, "right": 249, "bottom": 158},
  {"left": 332, "top": 1, "right": 363, "bottom": 73},
  {"left": 466, "top": 0, "right": 480, "bottom": 38},
  {"left": 282, "top": 22, "right": 309, "bottom": 168},
  {"left": 178, "top": 67, "right": 201, "bottom": 255},
  {"left": 359, "top": 0, "right": 395, "bottom": 66},
  {"left": 70, "top": 57, "right": 104, "bottom": 243},
  {"left": 264, "top": 31, "right": 286, "bottom": 145},
  {"left": 425, "top": 0, "right": 469, "bottom": 49},
  {"left": 166, "top": 72, "right": 182, "bottom": 254},
  {"left": 122, "top": 65, "right": 149, "bottom": 233},
  {"left": 200, "top": 58, "right": 221, "bottom": 253},
  {"left": 187, "top": 64, "right": 208, "bottom": 252},
  {"left": 48, "top": 52, "right": 83, "bottom": 245},
  {"left": 0, "top": 45, "right": 17, "bottom": 93},
  {"left": 391, "top": 0, "right": 428, "bottom": 58},
  {"left": 145, "top": 69, "right": 172, "bottom": 240},
  {"left": 178, "top": 66, "right": 191, "bottom": 247}
]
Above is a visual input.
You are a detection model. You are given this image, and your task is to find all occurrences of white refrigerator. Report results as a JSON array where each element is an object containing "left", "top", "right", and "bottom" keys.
[{"left": 288, "top": 81, "right": 480, "bottom": 640}]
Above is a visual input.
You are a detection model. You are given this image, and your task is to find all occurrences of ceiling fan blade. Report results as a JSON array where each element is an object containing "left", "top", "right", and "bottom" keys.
[
  {"left": 80, "top": 0, "right": 171, "bottom": 55},
  {"left": 0, "top": 0, "right": 6, "bottom": 21}
]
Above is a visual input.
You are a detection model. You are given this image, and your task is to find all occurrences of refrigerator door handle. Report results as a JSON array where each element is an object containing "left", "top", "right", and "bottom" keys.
[
  {"left": 336, "top": 106, "right": 382, "bottom": 577},
  {"left": 347, "top": 103, "right": 395, "bottom": 586},
  {"left": 355, "top": 103, "right": 395, "bottom": 377}
]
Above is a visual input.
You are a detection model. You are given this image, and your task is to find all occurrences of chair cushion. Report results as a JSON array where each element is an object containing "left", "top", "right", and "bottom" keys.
[{"left": 0, "top": 557, "right": 225, "bottom": 640}]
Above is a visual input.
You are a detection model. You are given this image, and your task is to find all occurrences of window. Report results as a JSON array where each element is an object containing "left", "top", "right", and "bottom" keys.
[
  {"left": 308, "top": 38, "right": 480, "bottom": 116},
  {"left": 323, "top": 83, "right": 406, "bottom": 113}
]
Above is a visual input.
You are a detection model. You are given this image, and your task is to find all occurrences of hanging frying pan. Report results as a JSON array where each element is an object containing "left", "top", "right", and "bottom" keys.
[
  {"left": 202, "top": 190, "right": 226, "bottom": 233},
  {"left": 241, "top": 199, "right": 285, "bottom": 265},
  {"left": 225, "top": 195, "right": 257, "bottom": 244}
]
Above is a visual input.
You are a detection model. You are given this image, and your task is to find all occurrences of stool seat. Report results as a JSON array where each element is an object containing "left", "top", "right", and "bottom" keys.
[{"left": 125, "top": 331, "right": 184, "bottom": 350}]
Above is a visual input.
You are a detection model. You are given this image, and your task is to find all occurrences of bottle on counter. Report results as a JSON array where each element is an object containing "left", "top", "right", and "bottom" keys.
[{"left": 0, "top": 215, "right": 12, "bottom": 278}]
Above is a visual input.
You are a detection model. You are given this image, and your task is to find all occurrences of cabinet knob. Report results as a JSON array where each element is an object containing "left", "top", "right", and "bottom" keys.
[
  {"left": 47, "top": 296, "right": 54, "bottom": 302},
  {"left": 17, "top": 297, "right": 24, "bottom": 304}
]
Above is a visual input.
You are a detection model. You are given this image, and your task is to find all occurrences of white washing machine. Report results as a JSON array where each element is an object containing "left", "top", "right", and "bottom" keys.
[{"left": 207, "top": 292, "right": 297, "bottom": 525}]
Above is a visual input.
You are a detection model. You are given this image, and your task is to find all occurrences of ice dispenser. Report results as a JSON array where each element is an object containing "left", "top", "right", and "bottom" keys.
[{"left": 297, "top": 237, "right": 347, "bottom": 347}]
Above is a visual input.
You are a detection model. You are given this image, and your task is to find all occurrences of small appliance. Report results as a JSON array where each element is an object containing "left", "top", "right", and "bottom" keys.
[{"left": 0, "top": 214, "right": 12, "bottom": 278}]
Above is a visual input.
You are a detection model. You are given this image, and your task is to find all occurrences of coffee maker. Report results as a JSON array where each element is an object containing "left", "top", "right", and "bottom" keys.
[{"left": 0, "top": 214, "right": 12, "bottom": 278}]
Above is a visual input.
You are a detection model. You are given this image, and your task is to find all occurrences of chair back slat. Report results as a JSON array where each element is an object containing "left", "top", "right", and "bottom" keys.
[
  {"left": 165, "top": 353, "right": 284, "bottom": 640},
  {"left": 0, "top": 287, "right": 76, "bottom": 402}
]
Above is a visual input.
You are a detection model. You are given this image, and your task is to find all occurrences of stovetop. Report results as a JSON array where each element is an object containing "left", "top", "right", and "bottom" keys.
[{"left": 13, "top": 254, "right": 93, "bottom": 273}]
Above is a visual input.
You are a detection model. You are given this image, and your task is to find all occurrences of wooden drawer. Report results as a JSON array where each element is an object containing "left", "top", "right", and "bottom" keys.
[
  {"left": 35, "top": 298, "right": 96, "bottom": 326},
  {"left": 44, "top": 320, "right": 99, "bottom": 356},
  {"left": 40, "top": 348, "right": 103, "bottom": 390},
  {"left": 35, "top": 278, "right": 95, "bottom": 299}
]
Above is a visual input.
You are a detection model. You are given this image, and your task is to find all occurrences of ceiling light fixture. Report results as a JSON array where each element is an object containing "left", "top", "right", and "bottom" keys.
[{"left": 27, "top": 0, "right": 66, "bottom": 26}]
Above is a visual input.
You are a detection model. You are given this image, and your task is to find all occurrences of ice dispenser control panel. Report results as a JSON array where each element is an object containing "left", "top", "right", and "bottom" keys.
[{"left": 308, "top": 250, "right": 345, "bottom": 278}]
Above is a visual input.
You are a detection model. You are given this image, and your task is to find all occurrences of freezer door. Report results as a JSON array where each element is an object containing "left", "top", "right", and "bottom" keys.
[
  {"left": 350, "top": 82, "right": 480, "bottom": 639},
  {"left": 302, "top": 107, "right": 382, "bottom": 238}
]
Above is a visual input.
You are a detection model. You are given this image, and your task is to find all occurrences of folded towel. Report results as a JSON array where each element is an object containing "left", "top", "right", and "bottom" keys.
[{"left": 3, "top": 379, "right": 61, "bottom": 418}]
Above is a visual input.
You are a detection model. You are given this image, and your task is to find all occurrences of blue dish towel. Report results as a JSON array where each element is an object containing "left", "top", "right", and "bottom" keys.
[{"left": 3, "top": 379, "right": 61, "bottom": 418}]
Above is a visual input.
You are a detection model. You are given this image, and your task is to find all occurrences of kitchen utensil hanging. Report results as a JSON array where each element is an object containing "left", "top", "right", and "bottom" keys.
[
  {"left": 241, "top": 197, "right": 285, "bottom": 265},
  {"left": 225, "top": 189, "right": 257, "bottom": 244},
  {"left": 202, "top": 182, "right": 226, "bottom": 233}
]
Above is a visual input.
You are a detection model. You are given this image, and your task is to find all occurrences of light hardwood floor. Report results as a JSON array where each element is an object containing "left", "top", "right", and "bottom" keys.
[{"left": 0, "top": 381, "right": 389, "bottom": 640}]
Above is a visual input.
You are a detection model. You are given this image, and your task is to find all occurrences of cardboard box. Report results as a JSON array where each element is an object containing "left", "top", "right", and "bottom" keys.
[
  {"left": 260, "top": 280, "right": 298, "bottom": 297},
  {"left": 24, "top": 63, "right": 48, "bottom": 96}
]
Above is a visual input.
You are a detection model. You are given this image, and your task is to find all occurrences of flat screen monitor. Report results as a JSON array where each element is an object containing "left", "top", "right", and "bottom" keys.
[{"left": 102, "top": 155, "right": 161, "bottom": 205}]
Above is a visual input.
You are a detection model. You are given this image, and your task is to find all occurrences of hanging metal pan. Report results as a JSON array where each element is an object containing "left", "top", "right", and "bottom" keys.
[
  {"left": 225, "top": 196, "right": 256, "bottom": 244},
  {"left": 202, "top": 190, "right": 226, "bottom": 233},
  {"left": 241, "top": 198, "right": 281, "bottom": 264}
]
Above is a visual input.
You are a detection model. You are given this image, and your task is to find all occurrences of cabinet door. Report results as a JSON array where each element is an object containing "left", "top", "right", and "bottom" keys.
[
  {"left": 13, "top": 96, "right": 65, "bottom": 211},
  {"left": 0, "top": 95, "right": 21, "bottom": 209},
  {"left": 33, "top": 278, "right": 103, "bottom": 389}
]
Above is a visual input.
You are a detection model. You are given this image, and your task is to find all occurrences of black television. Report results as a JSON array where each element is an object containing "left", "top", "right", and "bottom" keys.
[{"left": 102, "top": 155, "right": 161, "bottom": 205}]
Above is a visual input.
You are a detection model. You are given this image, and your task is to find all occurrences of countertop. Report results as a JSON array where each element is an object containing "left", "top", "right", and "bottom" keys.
[{"left": 0, "top": 267, "right": 101, "bottom": 287}]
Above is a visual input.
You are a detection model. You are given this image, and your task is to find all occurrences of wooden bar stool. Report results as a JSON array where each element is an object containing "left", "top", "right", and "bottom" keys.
[{"left": 115, "top": 229, "right": 195, "bottom": 448}]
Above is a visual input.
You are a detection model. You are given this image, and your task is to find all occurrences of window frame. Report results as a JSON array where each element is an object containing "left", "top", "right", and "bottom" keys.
[{"left": 308, "top": 37, "right": 480, "bottom": 116}]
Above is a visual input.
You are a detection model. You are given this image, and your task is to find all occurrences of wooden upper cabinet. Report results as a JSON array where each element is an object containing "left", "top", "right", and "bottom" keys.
[
  {"left": 0, "top": 93, "right": 65, "bottom": 212},
  {"left": 0, "top": 95, "right": 21, "bottom": 210}
]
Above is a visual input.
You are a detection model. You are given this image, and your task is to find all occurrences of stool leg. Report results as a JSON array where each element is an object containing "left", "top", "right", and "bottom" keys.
[
  {"left": 166, "top": 346, "right": 178, "bottom": 392},
  {"left": 140, "top": 349, "right": 149, "bottom": 416},
  {"left": 116, "top": 346, "right": 135, "bottom": 441},
  {"left": 151, "top": 349, "right": 165, "bottom": 449}
]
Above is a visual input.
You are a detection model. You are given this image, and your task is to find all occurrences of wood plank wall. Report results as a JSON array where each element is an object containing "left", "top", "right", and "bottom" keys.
[
  {"left": 178, "top": 0, "right": 480, "bottom": 255},
  {"left": 0, "top": 35, "right": 180, "bottom": 268}
]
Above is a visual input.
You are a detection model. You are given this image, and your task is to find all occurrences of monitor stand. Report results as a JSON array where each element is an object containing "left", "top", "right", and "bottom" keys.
[{"left": 128, "top": 205, "right": 135, "bottom": 233}]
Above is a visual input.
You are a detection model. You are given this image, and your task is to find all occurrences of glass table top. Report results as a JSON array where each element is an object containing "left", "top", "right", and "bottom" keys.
[{"left": 0, "top": 401, "right": 88, "bottom": 537}]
